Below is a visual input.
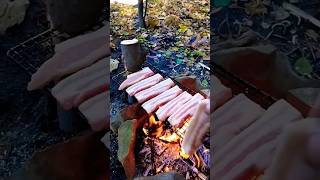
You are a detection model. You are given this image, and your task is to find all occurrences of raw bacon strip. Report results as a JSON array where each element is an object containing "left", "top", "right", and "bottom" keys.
[
  {"left": 221, "top": 139, "right": 277, "bottom": 180},
  {"left": 52, "top": 58, "right": 109, "bottom": 110},
  {"left": 213, "top": 100, "right": 302, "bottom": 179},
  {"left": 213, "top": 94, "right": 265, "bottom": 150},
  {"left": 118, "top": 67, "right": 154, "bottom": 90},
  {"left": 212, "top": 75, "right": 232, "bottom": 110},
  {"left": 182, "top": 99, "right": 210, "bottom": 155},
  {"left": 135, "top": 78, "right": 175, "bottom": 103},
  {"left": 126, "top": 74, "right": 163, "bottom": 96},
  {"left": 142, "top": 85, "right": 182, "bottom": 114},
  {"left": 155, "top": 91, "right": 193, "bottom": 121},
  {"left": 168, "top": 93, "right": 204, "bottom": 127},
  {"left": 55, "top": 23, "right": 109, "bottom": 53},
  {"left": 262, "top": 118, "right": 320, "bottom": 180},
  {"left": 28, "top": 25, "right": 109, "bottom": 90},
  {"left": 79, "top": 92, "right": 109, "bottom": 131}
]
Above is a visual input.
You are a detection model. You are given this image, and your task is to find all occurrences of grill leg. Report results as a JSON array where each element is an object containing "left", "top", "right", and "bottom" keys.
[{"left": 56, "top": 104, "right": 78, "bottom": 132}]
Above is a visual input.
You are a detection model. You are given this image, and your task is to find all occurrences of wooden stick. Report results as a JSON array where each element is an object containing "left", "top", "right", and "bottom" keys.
[{"left": 283, "top": 2, "right": 320, "bottom": 28}]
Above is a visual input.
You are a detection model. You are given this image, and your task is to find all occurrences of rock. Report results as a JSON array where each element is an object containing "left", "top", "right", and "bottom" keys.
[
  {"left": 111, "top": 103, "right": 146, "bottom": 132},
  {"left": 110, "top": 59, "right": 119, "bottom": 72},
  {"left": 110, "top": 113, "right": 125, "bottom": 133},
  {"left": 110, "top": 113, "right": 124, "bottom": 133},
  {"left": 175, "top": 75, "right": 204, "bottom": 92},
  {"left": 117, "top": 119, "right": 141, "bottom": 180},
  {"left": 0, "top": 0, "right": 29, "bottom": 34},
  {"left": 134, "top": 172, "right": 186, "bottom": 180},
  {"left": 101, "top": 132, "right": 110, "bottom": 149}
]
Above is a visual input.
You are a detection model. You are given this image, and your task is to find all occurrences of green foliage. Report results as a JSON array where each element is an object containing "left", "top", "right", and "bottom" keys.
[{"left": 294, "top": 57, "right": 313, "bottom": 76}]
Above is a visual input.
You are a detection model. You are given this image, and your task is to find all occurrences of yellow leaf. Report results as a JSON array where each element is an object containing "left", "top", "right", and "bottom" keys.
[
  {"left": 164, "top": 15, "right": 180, "bottom": 27},
  {"left": 147, "top": 18, "right": 159, "bottom": 28},
  {"left": 178, "top": 24, "right": 188, "bottom": 33}
]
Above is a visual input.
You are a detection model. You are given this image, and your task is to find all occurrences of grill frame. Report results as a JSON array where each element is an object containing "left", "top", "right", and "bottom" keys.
[{"left": 212, "top": 61, "right": 277, "bottom": 109}]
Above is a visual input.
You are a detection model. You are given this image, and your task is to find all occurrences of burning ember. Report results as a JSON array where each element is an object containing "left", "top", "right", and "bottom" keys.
[{"left": 138, "top": 114, "right": 209, "bottom": 179}]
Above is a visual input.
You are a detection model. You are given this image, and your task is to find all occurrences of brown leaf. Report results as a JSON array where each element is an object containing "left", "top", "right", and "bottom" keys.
[
  {"left": 118, "top": 116, "right": 146, "bottom": 179},
  {"left": 118, "top": 120, "right": 138, "bottom": 180}
]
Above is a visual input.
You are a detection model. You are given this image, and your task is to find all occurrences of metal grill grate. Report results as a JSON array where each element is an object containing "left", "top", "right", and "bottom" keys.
[
  {"left": 6, "top": 22, "right": 108, "bottom": 125},
  {"left": 176, "top": 119, "right": 191, "bottom": 138},
  {"left": 6, "top": 21, "right": 107, "bottom": 77},
  {"left": 6, "top": 29, "right": 55, "bottom": 75}
]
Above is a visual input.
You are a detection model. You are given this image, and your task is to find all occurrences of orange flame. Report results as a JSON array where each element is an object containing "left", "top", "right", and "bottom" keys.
[
  {"left": 144, "top": 114, "right": 196, "bottom": 160},
  {"left": 159, "top": 132, "right": 180, "bottom": 143},
  {"left": 142, "top": 127, "right": 148, "bottom": 135},
  {"left": 152, "top": 126, "right": 164, "bottom": 137},
  {"left": 149, "top": 114, "right": 161, "bottom": 126},
  {"left": 144, "top": 114, "right": 164, "bottom": 138},
  {"left": 180, "top": 148, "right": 190, "bottom": 159},
  {"left": 194, "top": 152, "right": 201, "bottom": 169}
]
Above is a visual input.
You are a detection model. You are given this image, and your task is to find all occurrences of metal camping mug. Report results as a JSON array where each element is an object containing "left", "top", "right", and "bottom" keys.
[{"left": 120, "top": 38, "right": 146, "bottom": 72}]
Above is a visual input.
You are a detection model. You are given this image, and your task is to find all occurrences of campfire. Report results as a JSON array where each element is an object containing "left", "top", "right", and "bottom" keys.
[{"left": 137, "top": 114, "right": 210, "bottom": 179}]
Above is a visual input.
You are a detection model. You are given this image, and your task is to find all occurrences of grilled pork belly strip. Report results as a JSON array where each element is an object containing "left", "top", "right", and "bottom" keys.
[
  {"left": 155, "top": 91, "right": 193, "bottom": 121},
  {"left": 213, "top": 100, "right": 302, "bottom": 179},
  {"left": 212, "top": 75, "right": 232, "bottom": 110},
  {"left": 118, "top": 67, "right": 154, "bottom": 90},
  {"left": 135, "top": 78, "right": 175, "bottom": 103},
  {"left": 168, "top": 93, "right": 205, "bottom": 127},
  {"left": 182, "top": 99, "right": 210, "bottom": 155},
  {"left": 142, "top": 85, "right": 182, "bottom": 114},
  {"left": 79, "top": 92, "right": 109, "bottom": 131},
  {"left": 213, "top": 94, "right": 265, "bottom": 150},
  {"left": 52, "top": 58, "right": 109, "bottom": 110},
  {"left": 126, "top": 74, "right": 163, "bottom": 96}
]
